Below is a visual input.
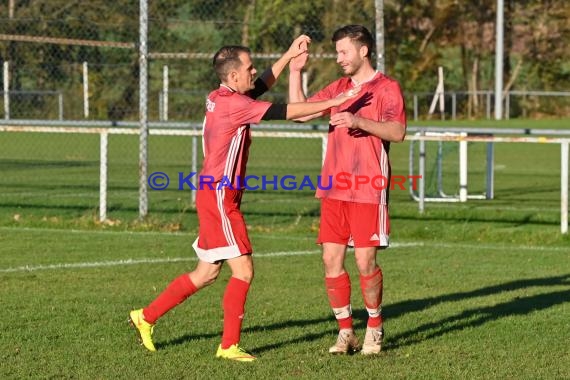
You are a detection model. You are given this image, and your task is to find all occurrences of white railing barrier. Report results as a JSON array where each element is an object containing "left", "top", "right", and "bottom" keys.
[
  {"left": 0, "top": 125, "right": 327, "bottom": 224},
  {"left": 407, "top": 133, "right": 570, "bottom": 233},
  {"left": 409, "top": 132, "right": 492, "bottom": 203},
  {"left": 1, "top": 124, "right": 568, "bottom": 233}
]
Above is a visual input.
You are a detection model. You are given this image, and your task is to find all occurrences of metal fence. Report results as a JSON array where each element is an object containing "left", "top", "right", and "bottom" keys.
[
  {"left": 407, "top": 90, "right": 570, "bottom": 121},
  {"left": 0, "top": 1, "right": 568, "bottom": 223},
  {"left": 1, "top": 1, "right": 568, "bottom": 122},
  {"left": 0, "top": 1, "right": 382, "bottom": 221},
  {"left": 0, "top": 1, "right": 383, "bottom": 123}
]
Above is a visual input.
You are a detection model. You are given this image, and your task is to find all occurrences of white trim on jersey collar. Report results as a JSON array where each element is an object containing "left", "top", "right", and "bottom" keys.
[
  {"left": 351, "top": 70, "right": 379, "bottom": 86},
  {"left": 220, "top": 84, "right": 236, "bottom": 92}
]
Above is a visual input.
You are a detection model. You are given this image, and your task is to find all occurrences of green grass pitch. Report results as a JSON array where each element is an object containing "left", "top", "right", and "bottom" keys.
[{"left": 0, "top": 119, "right": 569, "bottom": 378}]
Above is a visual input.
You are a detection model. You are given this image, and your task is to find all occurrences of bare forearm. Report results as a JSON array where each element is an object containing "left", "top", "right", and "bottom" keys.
[
  {"left": 285, "top": 100, "right": 337, "bottom": 120},
  {"left": 288, "top": 71, "right": 325, "bottom": 121},
  {"left": 288, "top": 70, "right": 306, "bottom": 102},
  {"left": 354, "top": 118, "right": 407, "bottom": 142}
]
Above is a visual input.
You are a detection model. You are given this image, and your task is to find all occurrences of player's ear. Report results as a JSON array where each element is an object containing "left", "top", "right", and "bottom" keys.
[
  {"left": 228, "top": 70, "right": 238, "bottom": 84},
  {"left": 359, "top": 45, "right": 368, "bottom": 59}
]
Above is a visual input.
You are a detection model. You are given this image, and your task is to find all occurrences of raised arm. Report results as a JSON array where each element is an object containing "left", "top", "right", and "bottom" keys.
[
  {"left": 288, "top": 42, "right": 326, "bottom": 121},
  {"left": 258, "top": 35, "right": 311, "bottom": 90},
  {"left": 288, "top": 48, "right": 308, "bottom": 103}
]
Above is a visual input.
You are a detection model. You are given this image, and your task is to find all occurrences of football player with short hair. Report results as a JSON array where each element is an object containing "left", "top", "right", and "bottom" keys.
[
  {"left": 288, "top": 24, "right": 407, "bottom": 355},
  {"left": 129, "top": 35, "right": 358, "bottom": 362}
]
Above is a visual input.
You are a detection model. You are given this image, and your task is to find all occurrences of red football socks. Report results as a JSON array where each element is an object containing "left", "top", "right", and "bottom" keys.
[
  {"left": 325, "top": 272, "right": 353, "bottom": 330},
  {"left": 221, "top": 277, "right": 251, "bottom": 349},
  {"left": 359, "top": 266, "right": 383, "bottom": 328},
  {"left": 143, "top": 274, "right": 198, "bottom": 324}
]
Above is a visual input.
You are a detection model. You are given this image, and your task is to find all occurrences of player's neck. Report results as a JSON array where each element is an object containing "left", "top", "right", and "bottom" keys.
[
  {"left": 351, "top": 66, "right": 378, "bottom": 86},
  {"left": 220, "top": 83, "right": 236, "bottom": 92}
]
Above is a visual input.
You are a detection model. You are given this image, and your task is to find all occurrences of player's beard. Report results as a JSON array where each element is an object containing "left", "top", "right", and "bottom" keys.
[{"left": 342, "top": 59, "right": 364, "bottom": 77}]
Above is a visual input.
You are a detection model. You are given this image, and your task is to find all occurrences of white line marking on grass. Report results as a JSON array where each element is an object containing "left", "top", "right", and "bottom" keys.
[
  {"left": 0, "top": 251, "right": 317, "bottom": 273},
  {"left": 0, "top": 243, "right": 424, "bottom": 273},
  {"left": 0, "top": 227, "right": 567, "bottom": 252},
  {"left": 1, "top": 226, "right": 567, "bottom": 274},
  {"left": 0, "top": 257, "right": 197, "bottom": 273}
]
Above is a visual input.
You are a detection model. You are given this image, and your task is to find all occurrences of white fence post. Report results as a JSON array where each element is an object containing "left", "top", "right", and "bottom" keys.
[
  {"left": 138, "top": 0, "right": 149, "bottom": 219},
  {"left": 459, "top": 135, "right": 468, "bottom": 202},
  {"left": 162, "top": 65, "right": 169, "bottom": 121},
  {"left": 486, "top": 142, "right": 495, "bottom": 199},
  {"left": 58, "top": 92, "right": 64, "bottom": 120},
  {"left": 83, "top": 62, "right": 89, "bottom": 118},
  {"left": 99, "top": 132, "right": 108, "bottom": 222},
  {"left": 413, "top": 94, "right": 418, "bottom": 121},
  {"left": 419, "top": 137, "right": 425, "bottom": 213},
  {"left": 3, "top": 61, "right": 9, "bottom": 120},
  {"left": 561, "top": 142, "right": 569, "bottom": 234}
]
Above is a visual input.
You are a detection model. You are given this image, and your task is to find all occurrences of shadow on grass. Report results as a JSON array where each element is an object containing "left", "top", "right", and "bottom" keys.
[
  {"left": 384, "top": 273, "right": 570, "bottom": 350},
  {"left": 157, "top": 274, "right": 570, "bottom": 353},
  {"left": 159, "top": 315, "right": 333, "bottom": 353}
]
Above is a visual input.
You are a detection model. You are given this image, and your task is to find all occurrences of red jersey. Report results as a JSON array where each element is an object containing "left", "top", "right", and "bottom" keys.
[
  {"left": 309, "top": 72, "right": 406, "bottom": 204},
  {"left": 200, "top": 85, "right": 272, "bottom": 187}
]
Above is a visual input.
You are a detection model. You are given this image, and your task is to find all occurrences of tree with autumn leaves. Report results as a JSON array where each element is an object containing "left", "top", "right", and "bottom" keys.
[{"left": 0, "top": 0, "right": 568, "bottom": 120}]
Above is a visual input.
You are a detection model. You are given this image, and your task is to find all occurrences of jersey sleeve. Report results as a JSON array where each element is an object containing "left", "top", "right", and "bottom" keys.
[
  {"left": 307, "top": 80, "right": 348, "bottom": 116},
  {"left": 230, "top": 95, "right": 273, "bottom": 125},
  {"left": 380, "top": 81, "right": 406, "bottom": 124},
  {"left": 308, "top": 80, "right": 341, "bottom": 102}
]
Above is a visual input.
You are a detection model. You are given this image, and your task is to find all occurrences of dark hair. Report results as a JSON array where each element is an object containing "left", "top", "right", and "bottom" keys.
[
  {"left": 332, "top": 25, "right": 374, "bottom": 58},
  {"left": 212, "top": 45, "right": 251, "bottom": 81}
]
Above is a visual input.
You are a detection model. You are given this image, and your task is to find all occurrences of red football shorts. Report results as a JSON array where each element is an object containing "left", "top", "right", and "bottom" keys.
[
  {"left": 192, "top": 187, "right": 252, "bottom": 263},
  {"left": 317, "top": 198, "right": 390, "bottom": 248}
]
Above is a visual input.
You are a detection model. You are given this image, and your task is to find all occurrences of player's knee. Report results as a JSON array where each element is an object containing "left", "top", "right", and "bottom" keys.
[
  {"left": 238, "top": 274, "right": 254, "bottom": 283},
  {"left": 227, "top": 254, "right": 254, "bottom": 283},
  {"left": 323, "top": 260, "right": 345, "bottom": 278},
  {"left": 233, "top": 268, "right": 254, "bottom": 283},
  {"left": 355, "top": 257, "right": 377, "bottom": 275},
  {"left": 202, "top": 272, "right": 220, "bottom": 286},
  {"left": 191, "top": 268, "right": 221, "bottom": 288}
]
